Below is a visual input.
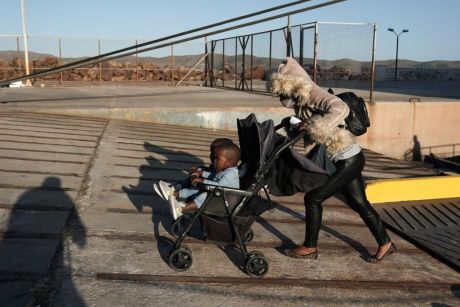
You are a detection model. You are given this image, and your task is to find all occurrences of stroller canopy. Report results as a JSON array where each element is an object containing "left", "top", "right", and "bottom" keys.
[{"left": 237, "top": 113, "right": 328, "bottom": 196}]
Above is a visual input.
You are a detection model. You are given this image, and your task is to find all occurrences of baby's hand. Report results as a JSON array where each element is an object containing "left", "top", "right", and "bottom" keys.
[
  {"left": 188, "top": 165, "right": 198, "bottom": 174},
  {"left": 190, "top": 170, "right": 203, "bottom": 178},
  {"left": 191, "top": 177, "right": 204, "bottom": 185}
]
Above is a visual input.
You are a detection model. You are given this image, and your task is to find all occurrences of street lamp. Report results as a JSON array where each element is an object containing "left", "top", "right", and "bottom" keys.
[{"left": 388, "top": 28, "right": 409, "bottom": 81}]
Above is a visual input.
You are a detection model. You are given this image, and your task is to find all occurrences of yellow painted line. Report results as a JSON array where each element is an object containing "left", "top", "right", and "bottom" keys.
[{"left": 365, "top": 175, "right": 460, "bottom": 204}]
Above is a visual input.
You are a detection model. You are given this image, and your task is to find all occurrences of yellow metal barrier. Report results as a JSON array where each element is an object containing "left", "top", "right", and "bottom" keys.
[{"left": 366, "top": 175, "right": 460, "bottom": 204}]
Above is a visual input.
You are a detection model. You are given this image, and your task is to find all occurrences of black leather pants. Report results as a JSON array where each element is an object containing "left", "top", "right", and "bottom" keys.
[{"left": 303, "top": 151, "right": 390, "bottom": 247}]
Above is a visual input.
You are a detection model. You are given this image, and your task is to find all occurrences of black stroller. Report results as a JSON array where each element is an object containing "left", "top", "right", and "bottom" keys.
[{"left": 168, "top": 113, "right": 328, "bottom": 277}]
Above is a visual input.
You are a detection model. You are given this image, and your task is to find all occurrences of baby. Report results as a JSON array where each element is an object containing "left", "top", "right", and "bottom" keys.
[{"left": 162, "top": 142, "right": 240, "bottom": 220}]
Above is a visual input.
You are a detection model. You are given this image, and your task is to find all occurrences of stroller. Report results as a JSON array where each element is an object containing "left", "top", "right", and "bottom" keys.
[{"left": 168, "top": 113, "right": 328, "bottom": 278}]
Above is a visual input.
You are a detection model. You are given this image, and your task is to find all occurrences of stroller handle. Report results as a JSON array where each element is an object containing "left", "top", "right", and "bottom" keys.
[{"left": 274, "top": 123, "right": 284, "bottom": 131}]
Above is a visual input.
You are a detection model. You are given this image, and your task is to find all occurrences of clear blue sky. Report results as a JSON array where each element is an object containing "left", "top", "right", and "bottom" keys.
[{"left": 0, "top": 0, "right": 459, "bottom": 61}]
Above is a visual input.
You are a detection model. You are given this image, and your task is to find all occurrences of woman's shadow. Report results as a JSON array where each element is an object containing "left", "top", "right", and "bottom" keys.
[
  {"left": 0, "top": 177, "right": 87, "bottom": 306},
  {"left": 121, "top": 141, "right": 205, "bottom": 262}
]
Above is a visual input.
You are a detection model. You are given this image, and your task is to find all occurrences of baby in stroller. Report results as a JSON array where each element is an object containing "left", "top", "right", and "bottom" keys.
[
  {"left": 166, "top": 142, "right": 240, "bottom": 220},
  {"left": 153, "top": 138, "right": 239, "bottom": 216}
]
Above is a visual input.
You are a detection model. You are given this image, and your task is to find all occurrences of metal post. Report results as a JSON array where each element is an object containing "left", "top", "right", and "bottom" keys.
[
  {"left": 369, "top": 24, "right": 377, "bottom": 102},
  {"left": 286, "top": 16, "right": 292, "bottom": 57},
  {"left": 20, "top": 0, "right": 31, "bottom": 86},
  {"left": 269, "top": 31, "right": 272, "bottom": 70},
  {"left": 250, "top": 34, "right": 253, "bottom": 91},
  {"left": 98, "top": 39, "right": 102, "bottom": 82},
  {"left": 204, "top": 36, "right": 208, "bottom": 86},
  {"left": 58, "top": 37, "right": 63, "bottom": 86},
  {"left": 235, "top": 38, "right": 238, "bottom": 89},
  {"left": 395, "top": 36, "right": 399, "bottom": 81},
  {"left": 170, "top": 40, "right": 174, "bottom": 86},
  {"left": 176, "top": 53, "right": 208, "bottom": 87},
  {"left": 210, "top": 41, "right": 215, "bottom": 87},
  {"left": 313, "top": 22, "right": 318, "bottom": 83},
  {"left": 16, "top": 36, "right": 21, "bottom": 72},
  {"left": 135, "top": 39, "right": 138, "bottom": 86},
  {"left": 222, "top": 40, "right": 225, "bottom": 87},
  {"left": 299, "top": 25, "right": 304, "bottom": 66}
]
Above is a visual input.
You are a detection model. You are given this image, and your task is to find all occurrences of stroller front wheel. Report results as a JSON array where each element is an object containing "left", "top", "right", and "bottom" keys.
[
  {"left": 245, "top": 251, "right": 269, "bottom": 278},
  {"left": 169, "top": 248, "right": 193, "bottom": 272}
]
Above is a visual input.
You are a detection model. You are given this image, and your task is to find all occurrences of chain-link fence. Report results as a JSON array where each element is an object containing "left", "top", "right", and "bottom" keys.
[
  {"left": 0, "top": 35, "right": 206, "bottom": 85},
  {"left": 207, "top": 22, "right": 377, "bottom": 99}
]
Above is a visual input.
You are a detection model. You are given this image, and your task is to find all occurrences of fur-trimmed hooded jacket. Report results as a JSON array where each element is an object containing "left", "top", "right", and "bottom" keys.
[{"left": 271, "top": 57, "right": 355, "bottom": 156}]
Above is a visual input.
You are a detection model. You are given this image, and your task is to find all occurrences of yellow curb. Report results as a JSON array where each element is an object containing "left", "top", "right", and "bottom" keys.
[{"left": 365, "top": 175, "right": 460, "bottom": 204}]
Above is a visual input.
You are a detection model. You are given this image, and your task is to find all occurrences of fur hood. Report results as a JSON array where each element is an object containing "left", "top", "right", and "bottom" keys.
[
  {"left": 271, "top": 57, "right": 354, "bottom": 156},
  {"left": 271, "top": 73, "right": 312, "bottom": 106}
]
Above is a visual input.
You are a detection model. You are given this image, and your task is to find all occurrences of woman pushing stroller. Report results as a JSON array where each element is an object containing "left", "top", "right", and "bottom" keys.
[{"left": 271, "top": 57, "right": 395, "bottom": 263}]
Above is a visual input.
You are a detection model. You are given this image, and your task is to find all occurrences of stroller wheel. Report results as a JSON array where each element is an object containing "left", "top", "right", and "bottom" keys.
[
  {"left": 245, "top": 252, "right": 269, "bottom": 278},
  {"left": 169, "top": 247, "right": 193, "bottom": 272},
  {"left": 243, "top": 229, "right": 254, "bottom": 242}
]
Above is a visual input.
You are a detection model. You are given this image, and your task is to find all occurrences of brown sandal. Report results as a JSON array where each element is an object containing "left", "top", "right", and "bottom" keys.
[
  {"left": 284, "top": 248, "right": 318, "bottom": 259},
  {"left": 366, "top": 243, "right": 396, "bottom": 263}
]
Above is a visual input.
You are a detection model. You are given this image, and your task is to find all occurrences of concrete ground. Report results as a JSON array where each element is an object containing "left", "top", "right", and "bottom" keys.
[{"left": 0, "top": 85, "right": 459, "bottom": 306}]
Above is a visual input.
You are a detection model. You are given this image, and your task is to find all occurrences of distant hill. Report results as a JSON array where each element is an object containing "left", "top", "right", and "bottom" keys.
[{"left": 1, "top": 50, "right": 460, "bottom": 70}]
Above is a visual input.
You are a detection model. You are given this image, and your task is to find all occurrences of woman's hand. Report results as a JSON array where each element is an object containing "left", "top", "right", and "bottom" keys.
[{"left": 296, "top": 122, "right": 307, "bottom": 131}]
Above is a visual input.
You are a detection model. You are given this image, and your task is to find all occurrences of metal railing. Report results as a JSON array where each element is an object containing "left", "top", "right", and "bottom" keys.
[
  {"left": 0, "top": 0, "right": 346, "bottom": 87},
  {"left": 0, "top": 35, "right": 207, "bottom": 85},
  {"left": 207, "top": 21, "right": 377, "bottom": 100},
  {"left": 405, "top": 143, "right": 460, "bottom": 161}
]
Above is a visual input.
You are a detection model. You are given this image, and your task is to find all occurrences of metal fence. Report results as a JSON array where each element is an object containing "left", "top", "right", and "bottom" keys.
[
  {"left": 206, "top": 22, "right": 377, "bottom": 100},
  {"left": 404, "top": 143, "right": 460, "bottom": 161},
  {"left": 0, "top": 35, "right": 206, "bottom": 85}
]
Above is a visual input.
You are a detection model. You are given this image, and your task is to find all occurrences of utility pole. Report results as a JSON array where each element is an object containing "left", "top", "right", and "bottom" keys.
[{"left": 20, "top": 0, "right": 32, "bottom": 86}]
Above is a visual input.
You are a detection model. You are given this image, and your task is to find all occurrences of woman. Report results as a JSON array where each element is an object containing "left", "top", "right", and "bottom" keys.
[{"left": 271, "top": 57, "right": 395, "bottom": 263}]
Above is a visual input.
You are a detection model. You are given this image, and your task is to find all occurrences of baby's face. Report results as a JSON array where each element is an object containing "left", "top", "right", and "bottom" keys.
[{"left": 213, "top": 149, "right": 232, "bottom": 172}]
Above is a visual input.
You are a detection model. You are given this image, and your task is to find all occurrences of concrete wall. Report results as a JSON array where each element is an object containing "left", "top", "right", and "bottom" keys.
[
  {"left": 360, "top": 101, "right": 460, "bottom": 159},
  {"left": 28, "top": 101, "right": 460, "bottom": 160}
]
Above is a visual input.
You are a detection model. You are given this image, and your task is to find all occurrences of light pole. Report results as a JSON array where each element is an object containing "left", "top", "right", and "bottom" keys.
[{"left": 387, "top": 28, "right": 409, "bottom": 81}]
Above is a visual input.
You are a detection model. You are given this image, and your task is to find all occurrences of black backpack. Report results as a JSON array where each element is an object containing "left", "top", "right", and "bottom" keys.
[{"left": 328, "top": 89, "right": 370, "bottom": 136}]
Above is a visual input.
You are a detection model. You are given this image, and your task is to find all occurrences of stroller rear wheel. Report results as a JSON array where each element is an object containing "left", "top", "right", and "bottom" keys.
[
  {"left": 169, "top": 247, "right": 193, "bottom": 272},
  {"left": 245, "top": 251, "right": 269, "bottom": 278}
]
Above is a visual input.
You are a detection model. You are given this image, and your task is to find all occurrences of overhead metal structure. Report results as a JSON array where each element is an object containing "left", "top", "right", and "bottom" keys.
[{"left": 0, "top": 0, "right": 346, "bottom": 87}]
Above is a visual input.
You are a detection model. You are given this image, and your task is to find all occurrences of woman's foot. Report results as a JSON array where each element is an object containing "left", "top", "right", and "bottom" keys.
[
  {"left": 366, "top": 242, "right": 396, "bottom": 263},
  {"left": 283, "top": 246, "right": 318, "bottom": 259}
]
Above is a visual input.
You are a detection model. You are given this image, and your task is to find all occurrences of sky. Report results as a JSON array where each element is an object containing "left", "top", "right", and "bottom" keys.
[{"left": 0, "top": 0, "right": 459, "bottom": 62}]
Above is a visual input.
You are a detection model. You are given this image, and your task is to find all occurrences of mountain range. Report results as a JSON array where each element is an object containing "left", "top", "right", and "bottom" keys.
[{"left": 1, "top": 50, "right": 460, "bottom": 70}]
